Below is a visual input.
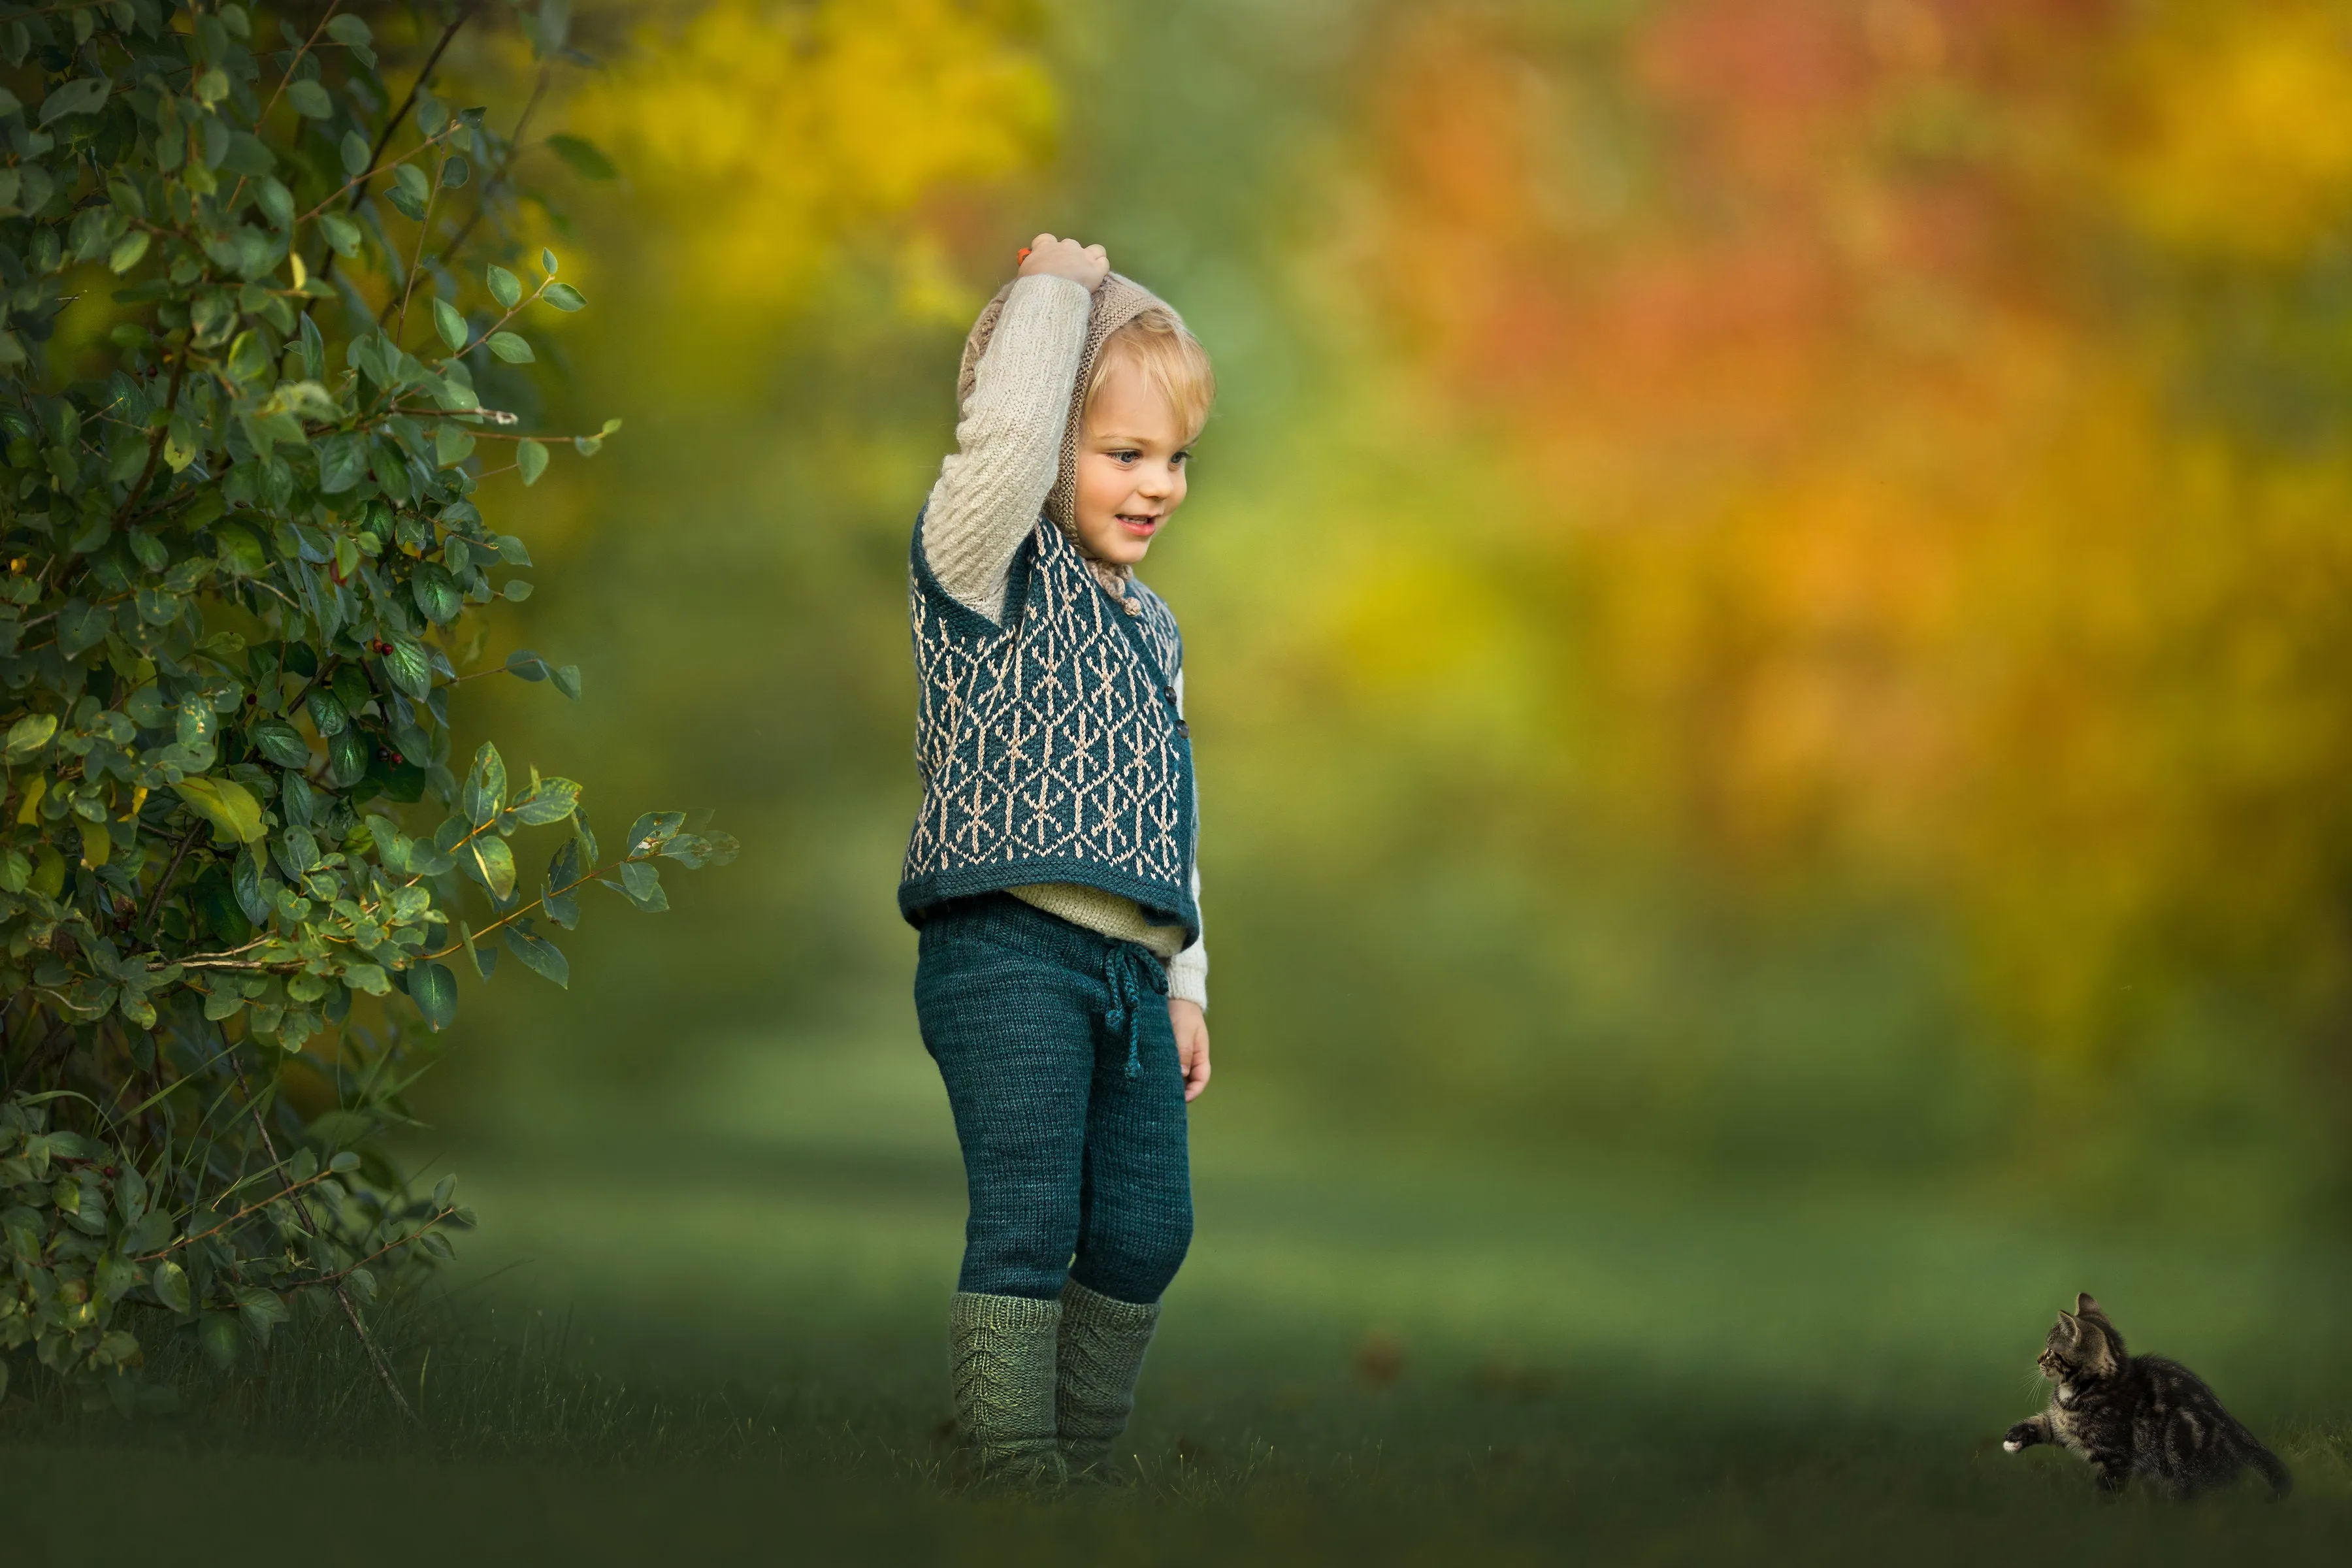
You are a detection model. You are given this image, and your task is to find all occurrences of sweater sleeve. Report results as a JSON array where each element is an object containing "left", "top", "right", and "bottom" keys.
[
  {"left": 1166, "top": 665, "right": 1209, "bottom": 1009},
  {"left": 921, "top": 273, "right": 1093, "bottom": 621},
  {"left": 1167, "top": 864, "right": 1208, "bottom": 1009}
]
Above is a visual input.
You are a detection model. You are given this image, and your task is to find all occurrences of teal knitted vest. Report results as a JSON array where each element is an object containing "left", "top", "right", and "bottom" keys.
[{"left": 899, "top": 514, "right": 1200, "bottom": 942}]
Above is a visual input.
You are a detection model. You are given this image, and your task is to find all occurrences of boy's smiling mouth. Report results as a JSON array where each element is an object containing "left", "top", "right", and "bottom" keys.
[{"left": 1115, "top": 513, "right": 1162, "bottom": 537}]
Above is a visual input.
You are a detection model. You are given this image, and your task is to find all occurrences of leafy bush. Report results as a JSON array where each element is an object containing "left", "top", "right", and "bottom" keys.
[{"left": 0, "top": 0, "right": 731, "bottom": 1411}]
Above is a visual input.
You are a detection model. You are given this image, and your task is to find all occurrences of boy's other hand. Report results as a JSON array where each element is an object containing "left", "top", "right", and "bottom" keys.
[
  {"left": 1170, "top": 998, "right": 1210, "bottom": 1102},
  {"left": 1020, "top": 233, "right": 1109, "bottom": 292}
]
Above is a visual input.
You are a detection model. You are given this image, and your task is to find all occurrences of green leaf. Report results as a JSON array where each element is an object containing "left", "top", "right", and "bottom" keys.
[
  {"left": 504, "top": 649, "right": 549, "bottom": 682},
  {"left": 327, "top": 14, "right": 373, "bottom": 48},
  {"left": 547, "top": 133, "right": 617, "bottom": 181},
  {"left": 543, "top": 247, "right": 559, "bottom": 276},
  {"left": 412, "top": 563, "right": 463, "bottom": 625},
  {"left": 486, "top": 331, "right": 534, "bottom": 364},
  {"left": 551, "top": 664, "right": 583, "bottom": 701},
  {"left": 286, "top": 79, "right": 333, "bottom": 119},
  {"left": 316, "top": 434, "right": 366, "bottom": 493},
  {"left": 307, "top": 687, "right": 348, "bottom": 738},
  {"left": 544, "top": 840, "right": 582, "bottom": 928},
  {"left": 58, "top": 600, "right": 110, "bottom": 660},
  {"left": 221, "top": 132, "right": 276, "bottom": 178},
  {"left": 319, "top": 212, "right": 362, "bottom": 257},
  {"left": 327, "top": 727, "right": 368, "bottom": 789},
  {"left": 542, "top": 282, "right": 587, "bottom": 312},
  {"left": 214, "top": 521, "right": 268, "bottom": 575},
  {"left": 410, "top": 962, "right": 458, "bottom": 1031},
  {"left": 615, "top": 858, "right": 668, "bottom": 911},
  {"left": 625, "top": 811, "right": 687, "bottom": 857},
  {"left": 199, "top": 1311, "right": 240, "bottom": 1371},
  {"left": 236, "top": 1287, "right": 289, "bottom": 1343},
  {"left": 38, "top": 76, "right": 110, "bottom": 127},
  {"left": 383, "top": 640, "right": 432, "bottom": 700},
  {"left": 251, "top": 720, "right": 311, "bottom": 770},
  {"left": 504, "top": 926, "right": 569, "bottom": 988},
  {"left": 461, "top": 921, "right": 495, "bottom": 979},
  {"left": 172, "top": 778, "right": 267, "bottom": 845},
  {"left": 468, "top": 835, "right": 517, "bottom": 901},
  {"left": 338, "top": 130, "right": 371, "bottom": 177},
  {"left": 4, "top": 713, "right": 57, "bottom": 762},
  {"left": 516, "top": 438, "right": 549, "bottom": 486},
  {"left": 150, "top": 1260, "right": 190, "bottom": 1314},
  {"left": 509, "top": 777, "right": 581, "bottom": 826},
  {"left": 486, "top": 264, "right": 522, "bottom": 309},
  {"left": 441, "top": 154, "right": 471, "bottom": 189},
  {"left": 465, "top": 743, "right": 508, "bottom": 823},
  {"left": 107, "top": 230, "right": 151, "bottom": 274},
  {"left": 433, "top": 297, "right": 467, "bottom": 353}
]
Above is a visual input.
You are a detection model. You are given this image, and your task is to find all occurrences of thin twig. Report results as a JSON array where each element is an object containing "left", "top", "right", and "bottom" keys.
[
  {"left": 296, "top": 124, "right": 463, "bottom": 224},
  {"left": 230, "top": 1051, "right": 416, "bottom": 1421},
  {"left": 108, "top": 350, "right": 186, "bottom": 531},
  {"left": 138, "top": 821, "right": 206, "bottom": 938},
  {"left": 433, "top": 62, "right": 550, "bottom": 265},
  {"left": 132, "top": 1166, "right": 338, "bottom": 1262},
  {"left": 293, "top": 1205, "right": 461, "bottom": 1292},
  {"left": 317, "top": 4, "right": 478, "bottom": 293},
  {"left": 259, "top": 1, "right": 343, "bottom": 125},
  {"left": 388, "top": 155, "right": 442, "bottom": 337}
]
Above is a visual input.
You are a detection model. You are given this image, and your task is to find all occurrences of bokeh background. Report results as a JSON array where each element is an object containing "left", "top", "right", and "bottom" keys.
[{"left": 342, "top": 0, "right": 2352, "bottom": 1514}]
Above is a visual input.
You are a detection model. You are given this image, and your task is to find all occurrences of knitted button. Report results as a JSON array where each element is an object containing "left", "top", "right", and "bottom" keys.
[{"left": 1121, "top": 597, "right": 1141, "bottom": 616}]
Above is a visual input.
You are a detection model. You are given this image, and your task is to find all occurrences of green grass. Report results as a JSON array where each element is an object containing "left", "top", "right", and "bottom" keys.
[{"left": 6, "top": 1029, "right": 2347, "bottom": 1563}]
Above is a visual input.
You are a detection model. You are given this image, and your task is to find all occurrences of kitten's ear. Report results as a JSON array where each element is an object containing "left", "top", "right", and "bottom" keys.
[
  {"left": 2055, "top": 1311, "right": 2080, "bottom": 1340},
  {"left": 2076, "top": 1293, "right": 2104, "bottom": 1318}
]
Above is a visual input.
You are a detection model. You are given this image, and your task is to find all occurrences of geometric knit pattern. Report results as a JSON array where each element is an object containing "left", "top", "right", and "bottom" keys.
[
  {"left": 1056, "top": 1278, "right": 1162, "bottom": 1475},
  {"left": 950, "top": 1291, "right": 1067, "bottom": 1486},
  {"left": 901, "top": 514, "right": 1200, "bottom": 941}
]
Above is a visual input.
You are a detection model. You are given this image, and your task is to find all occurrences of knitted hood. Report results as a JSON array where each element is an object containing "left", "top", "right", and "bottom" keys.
[{"left": 957, "top": 270, "right": 1183, "bottom": 544}]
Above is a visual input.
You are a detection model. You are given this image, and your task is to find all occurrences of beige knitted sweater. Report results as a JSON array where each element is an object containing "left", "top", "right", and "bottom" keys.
[{"left": 921, "top": 272, "right": 1209, "bottom": 1007}]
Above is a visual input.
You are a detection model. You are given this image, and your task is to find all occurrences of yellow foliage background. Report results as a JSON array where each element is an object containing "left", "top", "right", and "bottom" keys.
[{"left": 432, "top": 0, "right": 2352, "bottom": 1212}]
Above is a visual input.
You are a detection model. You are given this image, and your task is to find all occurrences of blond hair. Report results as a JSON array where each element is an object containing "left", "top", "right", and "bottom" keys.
[{"left": 1081, "top": 307, "right": 1215, "bottom": 442}]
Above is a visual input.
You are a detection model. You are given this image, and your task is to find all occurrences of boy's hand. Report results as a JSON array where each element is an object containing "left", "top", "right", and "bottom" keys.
[
  {"left": 1170, "top": 998, "right": 1210, "bottom": 1102},
  {"left": 1019, "top": 233, "right": 1109, "bottom": 292}
]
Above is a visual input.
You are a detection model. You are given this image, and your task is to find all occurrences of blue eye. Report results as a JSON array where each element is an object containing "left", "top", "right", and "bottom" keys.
[
  {"left": 1172, "top": 451, "right": 1191, "bottom": 466},
  {"left": 1112, "top": 449, "right": 1140, "bottom": 463}
]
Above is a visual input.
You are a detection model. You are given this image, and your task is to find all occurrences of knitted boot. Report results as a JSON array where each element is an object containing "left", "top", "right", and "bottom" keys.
[
  {"left": 1055, "top": 1280, "right": 1161, "bottom": 1477},
  {"left": 949, "top": 1292, "right": 1066, "bottom": 1486}
]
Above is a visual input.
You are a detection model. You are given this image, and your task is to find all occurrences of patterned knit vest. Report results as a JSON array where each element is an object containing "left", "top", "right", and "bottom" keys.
[{"left": 899, "top": 514, "right": 1200, "bottom": 942}]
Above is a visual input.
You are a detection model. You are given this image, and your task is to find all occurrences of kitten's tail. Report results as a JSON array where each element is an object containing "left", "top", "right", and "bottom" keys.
[{"left": 2242, "top": 1436, "right": 2294, "bottom": 1499}]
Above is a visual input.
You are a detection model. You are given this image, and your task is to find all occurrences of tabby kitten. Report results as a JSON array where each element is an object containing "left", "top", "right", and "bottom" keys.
[{"left": 2001, "top": 1293, "right": 2291, "bottom": 1500}]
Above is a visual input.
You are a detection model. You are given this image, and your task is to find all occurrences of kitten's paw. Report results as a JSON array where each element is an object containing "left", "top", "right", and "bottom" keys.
[
  {"left": 2001, "top": 1422, "right": 2042, "bottom": 1452},
  {"left": 2002, "top": 1439, "right": 2022, "bottom": 1452}
]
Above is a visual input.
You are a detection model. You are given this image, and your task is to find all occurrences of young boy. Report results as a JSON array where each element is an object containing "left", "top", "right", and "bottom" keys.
[{"left": 899, "top": 235, "right": 1215, "bottom": 1483}]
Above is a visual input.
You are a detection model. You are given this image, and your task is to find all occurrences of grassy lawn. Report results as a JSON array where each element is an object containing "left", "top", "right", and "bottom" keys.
[{"left": 6, "top": 1028, "right": 2347, "bottom": 1563}]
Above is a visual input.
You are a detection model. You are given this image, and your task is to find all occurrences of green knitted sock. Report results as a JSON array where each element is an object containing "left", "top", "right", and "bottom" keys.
[
  {"left": 950, "top": 1292, "right": 1066, "bottom": 1486},
  {"left": 1056, "top": 1279, "right": 1161, "bottom": 1475}
]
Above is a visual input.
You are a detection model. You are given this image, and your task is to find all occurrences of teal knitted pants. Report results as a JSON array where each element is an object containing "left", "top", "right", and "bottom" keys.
[{"left": 914, "top": 892, "right": 1193, "bottom": 1304}]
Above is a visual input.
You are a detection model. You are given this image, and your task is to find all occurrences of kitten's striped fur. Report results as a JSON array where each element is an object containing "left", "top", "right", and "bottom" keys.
[{"left": 2002, "top": 1293, "right": 2291, "bottom": 1500}]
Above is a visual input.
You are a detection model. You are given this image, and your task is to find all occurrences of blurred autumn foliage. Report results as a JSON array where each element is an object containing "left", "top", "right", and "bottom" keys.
[
  {"left": 1303, "top": 0, "right": 2352, "bottom": 1060},
  {"left": 411, "top": 0, "right": 2352, "bottom": 1205}
]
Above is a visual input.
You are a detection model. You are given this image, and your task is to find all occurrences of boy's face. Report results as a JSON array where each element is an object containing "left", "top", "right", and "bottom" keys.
[{"left": 1073, "top": 355, "right": 1191, "bottom": 569}]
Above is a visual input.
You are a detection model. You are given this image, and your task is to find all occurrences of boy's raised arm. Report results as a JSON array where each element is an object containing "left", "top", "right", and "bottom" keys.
[{"left": 921, "top": 237, "right": 1107, "bottom": 621}]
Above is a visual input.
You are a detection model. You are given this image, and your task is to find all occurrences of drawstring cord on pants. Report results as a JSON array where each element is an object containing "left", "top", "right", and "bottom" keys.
[{"left": 1101, "top": 944, "right": 1168, "bottom": 1078}]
